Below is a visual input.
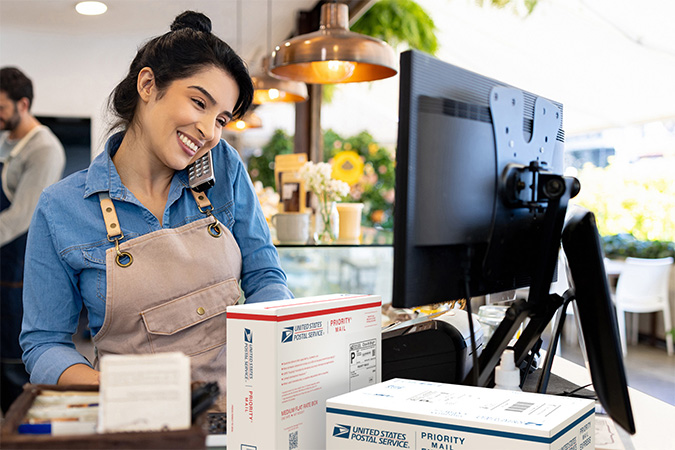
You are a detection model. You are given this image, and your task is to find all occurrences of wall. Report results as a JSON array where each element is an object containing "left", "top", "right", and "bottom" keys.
[{"left": 1, "top": 28, "right": 146, "bottom": 157}]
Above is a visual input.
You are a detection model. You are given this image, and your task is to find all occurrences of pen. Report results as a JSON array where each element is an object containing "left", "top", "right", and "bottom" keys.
[
  {"left": 18, "top": 420, "right": 97, "bottom": 436},
  {"left": 18, "top": 423, "right": 52, "bottom": 435}
]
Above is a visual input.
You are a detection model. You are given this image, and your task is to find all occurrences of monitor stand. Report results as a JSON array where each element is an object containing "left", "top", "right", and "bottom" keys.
[
  {"left": 461, "top": 172, "right": 579, "bottom": 388},
  {"left": 462, "top": 87, "right": 581, "bottom": 388}
]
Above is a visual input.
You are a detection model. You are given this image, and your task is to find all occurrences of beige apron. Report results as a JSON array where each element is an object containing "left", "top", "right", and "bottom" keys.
[{"left": 92, "top": 189, "right": 242, "bottom": 411}]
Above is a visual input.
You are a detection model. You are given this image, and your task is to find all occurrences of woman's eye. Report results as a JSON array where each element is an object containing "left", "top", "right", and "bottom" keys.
[
  {"left": 192, "top": 98, "right": 206, "bottom": 109},
  {"left": 217, "top": 118, "right": 227, "bottom": 127}
]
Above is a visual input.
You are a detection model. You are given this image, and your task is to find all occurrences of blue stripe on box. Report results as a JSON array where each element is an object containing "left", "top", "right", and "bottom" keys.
[{"left": 326, "top": 406, "right": 594, "bottom": 444}]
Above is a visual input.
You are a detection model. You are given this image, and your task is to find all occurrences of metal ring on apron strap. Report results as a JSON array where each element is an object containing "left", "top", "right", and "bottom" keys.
[
  {"left": 108, "top": 234, "right": 133, "bottom": 267},
  {"left": 197, "top": 203, "right": 223, "bottom": 238},
  {"left": 208, "top": 221, "right": 223, "bottom": 238}
]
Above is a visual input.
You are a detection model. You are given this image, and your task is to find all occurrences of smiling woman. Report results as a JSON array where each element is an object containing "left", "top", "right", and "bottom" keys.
[
  {"left": 115, "top": 66, "right": 239, "bottom": 184},
  {"left": 19, "top": 10, "right": 293, "bottom": 413}
]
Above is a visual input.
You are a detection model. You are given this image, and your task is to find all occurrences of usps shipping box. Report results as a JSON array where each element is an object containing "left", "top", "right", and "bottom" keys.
[
  {"left": 327, "top": 378, "right": 595, "bottom": 450},
  {"left": 227, "top": 294, "right": 381, "bottom": 449}
]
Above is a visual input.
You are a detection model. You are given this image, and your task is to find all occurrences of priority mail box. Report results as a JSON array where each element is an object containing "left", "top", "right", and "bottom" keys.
[
  {"left": 227, "top": 294, "right": 381, "bottom": 450},
  {"left": 326, "top": 378, "right": 595, "bottom": 450}
]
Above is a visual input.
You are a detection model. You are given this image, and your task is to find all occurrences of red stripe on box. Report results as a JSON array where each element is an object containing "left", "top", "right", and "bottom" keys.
[
  {"left": 262, "top": 294, "right": 371, "bottom": 309},
  {"left": 227, "top": 301, "right": 382, "bottom": 322}
]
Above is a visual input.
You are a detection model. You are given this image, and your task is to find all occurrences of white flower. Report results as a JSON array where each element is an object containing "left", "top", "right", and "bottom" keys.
[
  {"left": 299, "top": 161, "right": 350, "bottom": 202},
  {"left": 254, "top": 180, "right": 280, "bottom": 222}
]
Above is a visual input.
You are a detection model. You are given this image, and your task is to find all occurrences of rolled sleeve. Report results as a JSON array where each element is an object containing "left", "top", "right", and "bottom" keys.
[
  {"left": 21, "top": 191, "right": 88, "bottom": 383},
  {"left": 27, "top": 345, "right": 92, "bottom": 385}
]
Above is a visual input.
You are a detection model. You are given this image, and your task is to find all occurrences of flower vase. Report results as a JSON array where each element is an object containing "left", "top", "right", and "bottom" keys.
[{"left": 315, "top": 200, "right": 339, "bottom": 244}]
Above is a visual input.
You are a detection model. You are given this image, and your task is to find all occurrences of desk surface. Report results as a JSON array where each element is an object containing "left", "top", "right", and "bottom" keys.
[
  {"left": 551, "top": 356, "right": 674, "bottom": 450},
  {"left": 274, "top": 227, "right": 394, "bottom": 247},
  {"left": 206, "top": 355, "right": 671, "bottom": 449}
]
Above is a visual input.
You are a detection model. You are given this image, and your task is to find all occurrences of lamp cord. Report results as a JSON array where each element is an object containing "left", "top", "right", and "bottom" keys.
[
  {"left": 267, "top": 0, "right": 272, "bottom": 54},
  {"left": 236, "top": 0, "right": 241, "bottom": 52}
]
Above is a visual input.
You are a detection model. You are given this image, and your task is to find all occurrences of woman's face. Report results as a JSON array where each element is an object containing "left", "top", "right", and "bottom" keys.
[{"left": 137, "top": 65, "right": 239, "bottom": 170}]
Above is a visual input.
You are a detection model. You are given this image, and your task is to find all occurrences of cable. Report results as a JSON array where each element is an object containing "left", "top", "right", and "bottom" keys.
[
  {"left": 463, "top": 247, "right": 480, "bottom": 386},
  {"left": 554, "top": 383, "right": 597, "bottom": 400}
]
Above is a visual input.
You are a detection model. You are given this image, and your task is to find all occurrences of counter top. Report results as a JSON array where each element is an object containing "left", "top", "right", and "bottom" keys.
[{"left": 551, "top": 355, "right": 673, "bottom": 449}]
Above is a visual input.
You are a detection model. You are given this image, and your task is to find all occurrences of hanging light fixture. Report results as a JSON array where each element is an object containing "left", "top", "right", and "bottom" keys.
[
  {"left": 269, "top": 1, "right": 397, "bottom": 84},
  {"left": 252, "top": 0, "right": 308, "bottom": 104},
  {"left": 253, "top": 57, "right": 308, "bottom": 103},
  {"left": 225, "top": 109, "right": 263, "bottom": 132}
]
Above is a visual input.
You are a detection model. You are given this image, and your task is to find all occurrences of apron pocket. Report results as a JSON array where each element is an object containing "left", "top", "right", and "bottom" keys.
[{"left": 140, "top": 278, "right": 240, "bottom": 356}]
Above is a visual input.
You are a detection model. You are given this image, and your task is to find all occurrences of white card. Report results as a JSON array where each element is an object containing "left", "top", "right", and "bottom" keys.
[{"left": 97, "top": 352, "right": 191, "bottom": 433}]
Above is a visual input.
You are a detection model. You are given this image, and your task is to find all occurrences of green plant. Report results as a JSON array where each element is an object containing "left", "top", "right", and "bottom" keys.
[
  {"left": 476, "top": 0, "right": 539, "bottom": 15},
  {"left": 572, "top": 158, "right": 675, "bottom": 242},
  {"left": 247, "top": 129, "right": 293, "bottom": 189},
  {"left": 573, "top": 157, "right": 675, "bottom": 259},
  {"left": 246, "top": 129, "right": 396, "bottom": 229},
  {"left": 351, "top": 0, "right": 439, "bottom": 55},
  {"left": 601, "top": 234, "right": 675, "bottom": 259},
  {"left": 324, "top": 130, "right": 396, "bottom": 229}
]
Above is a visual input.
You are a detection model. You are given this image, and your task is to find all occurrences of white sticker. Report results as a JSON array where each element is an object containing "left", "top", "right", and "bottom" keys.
[{"left": 349, "top": 339, "right": 377, "bottom": 391}]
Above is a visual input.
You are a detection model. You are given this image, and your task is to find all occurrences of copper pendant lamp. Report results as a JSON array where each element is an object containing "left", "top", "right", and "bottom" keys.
[
  {"left": 269, "top": 2, "right": 397, "bottom": 84},
  {"left": 252, "top": 0, "right": 308, "bottom": 103},
  {"left": 252, "top": 57, "right": 309, "bottom": 104}
]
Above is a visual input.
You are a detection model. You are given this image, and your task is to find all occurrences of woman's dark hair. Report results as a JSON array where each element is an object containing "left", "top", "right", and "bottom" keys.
[{"left": 108, "top": 11, "right": 253, "bottom": 132}]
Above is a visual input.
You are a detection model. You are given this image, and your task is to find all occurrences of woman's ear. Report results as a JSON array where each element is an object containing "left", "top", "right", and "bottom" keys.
[{"left": 137, "top": 67, "right": 156, "bottom": 102}]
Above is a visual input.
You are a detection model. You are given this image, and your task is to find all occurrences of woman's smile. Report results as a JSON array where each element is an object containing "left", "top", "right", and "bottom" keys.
[{"left": 177, "top": 131, "right": 201, "bottom": 157}]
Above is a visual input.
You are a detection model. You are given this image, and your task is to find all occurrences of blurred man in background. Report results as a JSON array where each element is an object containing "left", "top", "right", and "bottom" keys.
[{"left": 0, "top": 66, "right": 65, "bottom": 413}]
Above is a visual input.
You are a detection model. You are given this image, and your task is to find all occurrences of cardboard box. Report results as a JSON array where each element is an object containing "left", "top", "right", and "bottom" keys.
[
  {"left": 227, "top": 294, "right": 382, "bottom": 450},
  {"left": 326, "top": 378, "right": 595, "bottom": 450}
]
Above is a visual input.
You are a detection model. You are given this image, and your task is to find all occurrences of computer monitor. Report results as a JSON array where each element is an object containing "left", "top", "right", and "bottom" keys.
[
  {"left": 392, "top": 50, "right": 635, "bottom": 433},
  {"left": 393, "top": 50, "right": 565, "bottom": 306},
  {"left": 562, "top": 208, "right": 636, "bottom": 434}
]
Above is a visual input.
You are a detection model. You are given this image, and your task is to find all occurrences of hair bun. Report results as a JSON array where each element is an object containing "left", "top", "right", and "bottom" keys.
[{"left": 171, "top": 11, "right": 212, "bottom": 33}]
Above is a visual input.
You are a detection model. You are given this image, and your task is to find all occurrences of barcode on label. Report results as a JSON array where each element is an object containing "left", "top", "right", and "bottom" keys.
[
  {"left": 289, "top": 430, "right": 298, "bottom": 450},
  {"left": 505, "top": 401, "right": 534, "bottom": 413}
]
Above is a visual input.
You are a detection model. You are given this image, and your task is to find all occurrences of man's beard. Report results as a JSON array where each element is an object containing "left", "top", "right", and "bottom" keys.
[{"left": 0, "top": 109, "right": 21, "bottom": 132}]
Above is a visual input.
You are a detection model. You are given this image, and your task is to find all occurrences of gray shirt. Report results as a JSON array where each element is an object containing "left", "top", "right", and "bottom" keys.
[{"left": 0, "top": 126, "right": 65, "bottom": 246}]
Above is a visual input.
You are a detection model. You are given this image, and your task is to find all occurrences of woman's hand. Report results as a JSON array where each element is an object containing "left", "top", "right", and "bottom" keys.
[{"left": 57, "top": 363, "right": 100, "bottom": 385}]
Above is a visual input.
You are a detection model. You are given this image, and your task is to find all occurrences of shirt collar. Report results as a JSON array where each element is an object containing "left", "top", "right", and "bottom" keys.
[{"left": 83, "top": 132, "right": 191, "bottom": 200}]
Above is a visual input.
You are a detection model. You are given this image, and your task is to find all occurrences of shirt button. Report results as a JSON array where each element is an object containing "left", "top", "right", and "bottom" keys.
[{"left": 197, "top": 307, "right": 205, "bottom": 315}]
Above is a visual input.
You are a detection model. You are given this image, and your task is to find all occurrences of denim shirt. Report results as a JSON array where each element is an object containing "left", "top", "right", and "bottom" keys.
[{"left": 20, "top": 132, "right": 293, "bottom": 384}]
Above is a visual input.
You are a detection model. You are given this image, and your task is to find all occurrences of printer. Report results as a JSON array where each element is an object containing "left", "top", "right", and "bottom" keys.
[{"left": 382, "top": 308, "right": 484, "bottom": 384}]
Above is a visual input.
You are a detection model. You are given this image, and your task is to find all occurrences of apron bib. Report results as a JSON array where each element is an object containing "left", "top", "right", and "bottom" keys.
[{"left": 92, "top": 190, "right": 242, "bottom": 411}]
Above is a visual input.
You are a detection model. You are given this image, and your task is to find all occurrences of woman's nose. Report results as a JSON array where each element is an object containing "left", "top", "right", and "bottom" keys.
[{"left": 197, "top": 121, "right": 216, "bottom": 142}]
